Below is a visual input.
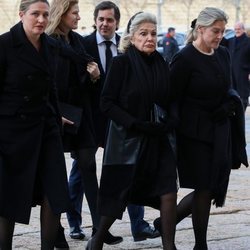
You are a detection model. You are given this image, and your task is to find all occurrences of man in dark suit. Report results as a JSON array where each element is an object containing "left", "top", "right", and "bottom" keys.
[
  {"left": 227, "top": 22, "right": 250, "bottom": 110},
  {"left": 66, "top": 1, "right": 159, "bottom": 243}
]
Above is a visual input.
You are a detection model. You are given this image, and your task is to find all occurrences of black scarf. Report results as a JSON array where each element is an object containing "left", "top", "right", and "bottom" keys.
[{"left": 127, "top": 45, "right": 169, "bottom": 118}]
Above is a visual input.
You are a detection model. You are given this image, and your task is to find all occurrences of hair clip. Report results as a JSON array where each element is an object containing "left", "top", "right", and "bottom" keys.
[
  {"left": 191, "top": 18, "right": 197, "bottom": 29},
  {"left": 126, "top": 11, "right": 143, "bottom": 33}
]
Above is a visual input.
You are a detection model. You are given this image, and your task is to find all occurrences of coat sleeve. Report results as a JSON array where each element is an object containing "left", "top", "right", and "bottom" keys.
[{"left": 100, "top": 56, "right": 137, "bottom": 129}]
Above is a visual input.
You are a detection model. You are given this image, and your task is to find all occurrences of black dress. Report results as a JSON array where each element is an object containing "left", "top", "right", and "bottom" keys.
[
  {"left": 170, "top": 44, "right": 235, "bottom": 206},
  {"left": 99, "top": 46, "right": 177, "bottom": 219}
]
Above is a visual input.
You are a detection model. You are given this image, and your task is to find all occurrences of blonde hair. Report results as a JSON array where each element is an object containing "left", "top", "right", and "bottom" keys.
[
  {"left": 46, "top": 0, "right": 78, "bottom": 35},
  {"left": 186, "top": 7, "right": 228, "bottom": 44},
  {"left": 19, "top": 0, "right": 49, "bottom": 12},
  {"left": 119, "top": 12, "right": 157, "bottom": 53}
]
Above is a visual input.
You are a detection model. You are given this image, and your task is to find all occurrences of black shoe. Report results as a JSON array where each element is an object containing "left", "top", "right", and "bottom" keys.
[
  {"left": 69, "top": 226, "right": 85, "bottom": 240},
  {"left": 92, "top": 228, "right": 123, "bottom": 245},
  {"left": 54, "top": 225, "right": 69, "bottom": 249},
  {"left": 133, "top": 225, "right": 160, "bottom": 242},
  {"left": 104, "top": 231, "right": 123, "bottom": 245},
  {"left": 153, "top": 217, "right": 162, "bottom": 235}
]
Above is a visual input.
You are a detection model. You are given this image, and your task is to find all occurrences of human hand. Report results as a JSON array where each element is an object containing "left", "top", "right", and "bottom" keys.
[
  {"left": 62, "top": 117, "right": 74, "bottom": 126},
  {"left": 87, "top": 62, "right": 100, "bottom": 82},
  {"left": 212, "top": 100, "right": 236, "bottom": 122}
]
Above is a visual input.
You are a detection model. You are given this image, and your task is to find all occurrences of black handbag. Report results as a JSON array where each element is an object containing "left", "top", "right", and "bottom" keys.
[
  {"left": 59, "top": 102, "right": 83, "bottom": 135},
  {"left": 103, "top": 120, "right": 143, "bottom": 165}
]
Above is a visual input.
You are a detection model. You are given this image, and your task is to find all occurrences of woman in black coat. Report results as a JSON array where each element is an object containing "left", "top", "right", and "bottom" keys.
[
  {"left": 169, "top": 7, "right": 248, "bottom": 250},
  {"left": 0, "top": 0, "right": 82, "bottom": 248},
  {"left": 87, "top": 12, "right": 178, "bottom": 250},
  {"left": 46, "top": 0, "right": 100, "bottom": 245}
]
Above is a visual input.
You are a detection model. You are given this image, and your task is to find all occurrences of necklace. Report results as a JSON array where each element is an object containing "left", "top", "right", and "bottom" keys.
[{"left": 192, "top": 41, "right": 214, "bottom": 55}]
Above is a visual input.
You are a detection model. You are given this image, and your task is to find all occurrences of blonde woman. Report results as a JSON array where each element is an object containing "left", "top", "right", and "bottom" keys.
[
  {"left": 0, "top": 0, "right": 71, "bottom": 249},
  {"left": 47, "top": 0, "right": 103, "bottom": 247}
]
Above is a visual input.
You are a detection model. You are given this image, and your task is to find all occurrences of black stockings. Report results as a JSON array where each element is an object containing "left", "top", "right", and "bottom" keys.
[
  {"left": 160, "top": 192, "right": 177, "bottom": 250},
  {"left": 74, "top": 148, "right": 99, "bottom": 228},
  {"left": 192, "top": 190, "right": 211, "bottom": 250},
  {"left": 177, "top": 190, "right": 211, "bottom": 250},
  {"left": 90, "top": 216, "right": 116, "bottom": 250},
  {"left": 0, "top": 197, "right": 60, "bottom": 250},
  {"left": 40, "top": 197, "right": 60, "bottom": 249},
  {"left": 0, "top": 216, "right": 15, "bottom": 250},
  {"left": 176, "top": 191, "right": 194, "bottom": 223}
]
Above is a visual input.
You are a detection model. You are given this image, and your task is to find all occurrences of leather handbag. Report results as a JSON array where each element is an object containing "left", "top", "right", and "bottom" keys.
[
  {"left": 103, "top": 120, "right": 143, "bottom": 165},
  {"left": 153, "top": 103, "right": 168, "bottom": 123}
]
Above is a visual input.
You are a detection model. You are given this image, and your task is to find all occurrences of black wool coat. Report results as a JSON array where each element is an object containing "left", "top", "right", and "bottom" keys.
[{"left": 0, "top": 22, "right": 70, "bottom": 224}]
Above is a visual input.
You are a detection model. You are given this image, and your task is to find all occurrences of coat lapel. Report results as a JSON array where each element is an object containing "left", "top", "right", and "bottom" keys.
[{"left": 10, "top": 22, "right": 50, "bottom": 74}]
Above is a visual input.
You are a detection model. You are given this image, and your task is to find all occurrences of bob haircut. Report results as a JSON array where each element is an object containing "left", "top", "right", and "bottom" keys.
[{"left": 119, "top": 12, "right": 157, "bottom": 53}]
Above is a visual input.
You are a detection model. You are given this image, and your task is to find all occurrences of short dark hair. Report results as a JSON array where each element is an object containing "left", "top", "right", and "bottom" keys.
[
  {"left": 93, "top": 1, "right": 120, "bottom": 22},
  {"left": 168, "top": 27, "right": 175, "bottom": 33}
]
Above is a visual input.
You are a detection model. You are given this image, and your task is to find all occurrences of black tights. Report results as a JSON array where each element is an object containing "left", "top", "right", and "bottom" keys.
[
  {"left": 40, "top": 197, "right": 60, "bottom": 249},
  {"left": 160, "top": 192, "right": 177, "bottom": 250},
  {"left": 0, "top": 217, "right": 14, "bottom": 250},
  {"left": 89, "top": 192, "right": 177, "bottom": 250},
  {"left": 0, "top": 197, "right": 60, "bottom": 250},
  {"left": 74, "top": 148, "right": 99, "bottom": 228},
  {"left": 177, "top": 190, "right": 212, "bottom": 250},
  {"left": 88, "top": 216, "right": 115, "bottom": 250}
]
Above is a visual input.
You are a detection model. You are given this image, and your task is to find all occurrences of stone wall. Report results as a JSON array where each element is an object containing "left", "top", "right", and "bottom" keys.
[{"left": 0, "top": 0, "right": 250, "bottom": 35}]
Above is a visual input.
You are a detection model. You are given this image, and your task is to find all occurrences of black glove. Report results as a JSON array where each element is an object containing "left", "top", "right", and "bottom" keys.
[{"left": 212, "top": 100, "right": 236, "bottom": 122}]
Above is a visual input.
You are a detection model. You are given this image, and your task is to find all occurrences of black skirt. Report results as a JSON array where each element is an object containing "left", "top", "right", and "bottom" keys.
[{"left": 98, "top": 135, "right": 177, "bottom": 219}]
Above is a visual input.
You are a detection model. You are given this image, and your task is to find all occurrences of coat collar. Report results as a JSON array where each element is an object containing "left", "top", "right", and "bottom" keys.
[{"left": 10, "top": 22, "right": 52, "bottom": 73}]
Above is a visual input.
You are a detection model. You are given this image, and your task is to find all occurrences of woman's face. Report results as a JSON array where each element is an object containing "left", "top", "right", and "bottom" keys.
[
  {"left": 131, "top": 22, "right": 157, "bottom": 55},
  {"left": 19, "top": 2, "right": 49, "bottom": 37},
  {"left": 60, "top": 3, "right": 80, "bottom": 31},
  {"left": 199, "top": 20, "right": 226, "bottom": 49}
]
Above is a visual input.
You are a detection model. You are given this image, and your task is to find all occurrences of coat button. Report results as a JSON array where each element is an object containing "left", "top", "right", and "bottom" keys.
[
  {"left": 27, "top": 75, "right": 33, "bottom": 80},
  {"left": 20, "top": 114, "right": 26, "bottom": 120},
  {"left": 24, "top": 96, "right": 30, "bottom": 101}
]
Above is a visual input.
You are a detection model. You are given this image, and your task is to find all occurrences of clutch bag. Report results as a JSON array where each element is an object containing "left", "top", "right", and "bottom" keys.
[{"left": 59, "top": 102, "right": 83, "bottom": 135}]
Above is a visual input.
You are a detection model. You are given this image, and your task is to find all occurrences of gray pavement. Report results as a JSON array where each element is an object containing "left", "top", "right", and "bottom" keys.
[{"left": 13, "top": 109, "right": 250, "bottom": 250}]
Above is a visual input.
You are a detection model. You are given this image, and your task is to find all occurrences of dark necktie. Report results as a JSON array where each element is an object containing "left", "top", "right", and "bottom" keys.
[{"left": 104, "top": 40, "right": 112, "bottom": 72}]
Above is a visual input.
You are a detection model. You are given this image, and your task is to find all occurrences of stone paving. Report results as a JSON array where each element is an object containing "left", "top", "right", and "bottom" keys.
[{"left": 13, "top": 109, "right": 250, "bottom": 250}]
